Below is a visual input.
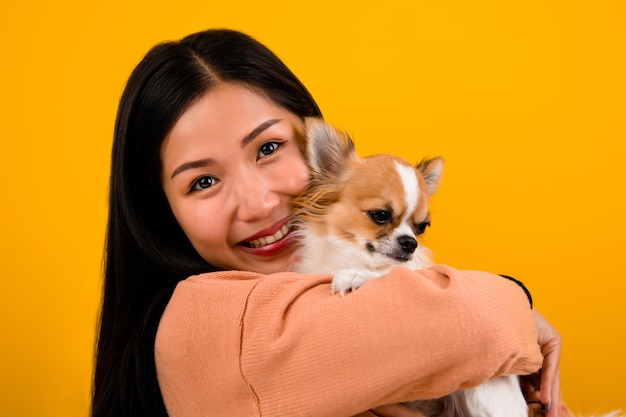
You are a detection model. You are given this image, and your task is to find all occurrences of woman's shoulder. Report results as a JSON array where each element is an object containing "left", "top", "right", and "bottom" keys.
[
  {"left": 160, "top": 270, "right": 334, "bottom": 333},
  {"left": 181, "top": 269, "right": 328, "bottom": 284}
]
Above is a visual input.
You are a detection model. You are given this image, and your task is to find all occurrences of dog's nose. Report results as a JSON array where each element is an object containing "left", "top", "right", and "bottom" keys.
[{"left": 397, "top": 235, "right": 417, "bottom": 254}]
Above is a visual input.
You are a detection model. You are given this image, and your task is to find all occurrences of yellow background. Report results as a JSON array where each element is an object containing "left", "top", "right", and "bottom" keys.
[{"left": 1, "top": 1, "right": 624, "bottom": 416}]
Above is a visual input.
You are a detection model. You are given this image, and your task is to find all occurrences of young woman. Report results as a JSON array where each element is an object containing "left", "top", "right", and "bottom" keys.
[{"left": 93, "top": 28, "right": 568, "bottom": 417}]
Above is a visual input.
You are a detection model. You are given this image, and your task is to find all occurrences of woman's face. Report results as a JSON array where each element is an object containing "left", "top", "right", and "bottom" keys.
[{"left": 161, "top": 83, "right": 310, "bottom": 274}]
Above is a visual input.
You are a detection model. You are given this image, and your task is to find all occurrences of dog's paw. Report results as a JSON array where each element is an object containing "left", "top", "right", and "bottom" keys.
[{"left": 331, "top": 269, "right": 380, "bottom": 296}]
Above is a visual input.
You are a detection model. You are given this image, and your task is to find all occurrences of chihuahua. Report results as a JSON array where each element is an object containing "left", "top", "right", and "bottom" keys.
[{"left": 290, "top": 118, "right": 530, "bottom": 417}]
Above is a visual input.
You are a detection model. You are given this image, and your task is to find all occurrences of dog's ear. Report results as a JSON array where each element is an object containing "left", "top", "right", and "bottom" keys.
[
  {"left": 304, "top": 118, "right": 357, "bottom": 180},
  {"left": 416, "top": 157, "right": 444, "bottom": 195}
]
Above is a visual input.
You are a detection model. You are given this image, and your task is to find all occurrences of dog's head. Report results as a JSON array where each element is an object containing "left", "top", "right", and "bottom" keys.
[{"left": 292, "top": 118, "right": 443, "bottom": 270}]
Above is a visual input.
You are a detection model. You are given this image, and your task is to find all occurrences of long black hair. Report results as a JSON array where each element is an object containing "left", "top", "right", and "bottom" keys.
[{"left": 93, "top": 28, "right": 322, "bottom": 417}]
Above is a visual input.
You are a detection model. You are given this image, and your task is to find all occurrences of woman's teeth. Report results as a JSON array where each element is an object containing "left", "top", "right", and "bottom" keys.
[{"left": 246, "top": 224, "right": 290, "bottom": 249}]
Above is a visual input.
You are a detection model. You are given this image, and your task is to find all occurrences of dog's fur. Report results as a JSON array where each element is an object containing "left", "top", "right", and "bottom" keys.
[
  {"left": 290, "top": 118, "right": 534, "bottom": 417},
  {"left": 291, "top": 120, "right": 439, "bottom": 293}
]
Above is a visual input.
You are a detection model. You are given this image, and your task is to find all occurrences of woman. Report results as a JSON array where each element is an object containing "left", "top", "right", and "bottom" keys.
[{"left": 93, "top": 28, "right": 565, "bottom": 417}]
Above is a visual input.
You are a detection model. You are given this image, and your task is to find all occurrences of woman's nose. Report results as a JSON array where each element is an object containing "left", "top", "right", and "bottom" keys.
[{"left": 235, "top": 176, "right": 281, "bottom": 222}]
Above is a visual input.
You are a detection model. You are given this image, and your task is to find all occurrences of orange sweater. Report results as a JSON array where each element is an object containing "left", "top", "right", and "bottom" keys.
[{"left": 155, "top": 265, "right": 543, "bottom": 417}]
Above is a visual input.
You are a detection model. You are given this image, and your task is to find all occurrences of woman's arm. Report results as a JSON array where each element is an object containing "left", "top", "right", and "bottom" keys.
[{"left": 155, "top": 265, "right": 542, "bottom": 417}]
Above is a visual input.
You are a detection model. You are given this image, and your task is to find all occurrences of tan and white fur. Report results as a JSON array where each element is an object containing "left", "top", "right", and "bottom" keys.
[{"left": 290, "top": 118, "right": 530, "bottom": 417}]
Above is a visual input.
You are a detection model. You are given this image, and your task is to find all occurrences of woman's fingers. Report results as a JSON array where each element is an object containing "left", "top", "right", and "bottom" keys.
[{"left": 532, "top": 310, "right": 563, "bottom": 417}]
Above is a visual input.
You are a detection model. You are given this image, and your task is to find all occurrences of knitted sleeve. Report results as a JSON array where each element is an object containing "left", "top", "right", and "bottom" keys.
[{"left": 155, "top": 264, "right": 542, "bottom": 417}]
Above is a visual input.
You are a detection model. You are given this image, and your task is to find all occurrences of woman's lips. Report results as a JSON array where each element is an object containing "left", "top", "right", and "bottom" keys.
[
  {"left": 238, "top": 221, "right": 297, "bottom": 257},
  {"left": 241, "top": 223, "right": 291, "bottom": 248}
]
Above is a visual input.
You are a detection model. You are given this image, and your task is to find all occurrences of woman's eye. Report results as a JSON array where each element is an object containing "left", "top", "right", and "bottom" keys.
[
  {"left": 257, "top": 141, "right": 283, "bottom": 159},
  {"left": 190, "top": 176, "right": 219, "bottom": 192}
]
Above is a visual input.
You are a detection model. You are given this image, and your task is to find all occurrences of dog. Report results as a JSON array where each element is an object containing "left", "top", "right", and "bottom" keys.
[{"left": 290, "top": 118, "right": 531, "bottom": 417}]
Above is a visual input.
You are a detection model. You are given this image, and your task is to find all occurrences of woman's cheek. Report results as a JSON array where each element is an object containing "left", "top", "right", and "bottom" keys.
[
  {"left": 292, "top": 150, "right": 311, "bottom": 189},
  {"left": 293, "top": 162, "right": 311, "bottom": 195},
  {"left": 185, "top": 201, "right": 222, "bottom": 247}
]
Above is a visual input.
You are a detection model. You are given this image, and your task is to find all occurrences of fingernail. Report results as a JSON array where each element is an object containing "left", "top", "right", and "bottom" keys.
[{"left": 546, "top": 402, "right": 551, "bottom": 412}]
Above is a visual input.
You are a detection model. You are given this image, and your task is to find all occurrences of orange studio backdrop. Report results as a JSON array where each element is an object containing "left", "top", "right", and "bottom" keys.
[{"left": 1, "top": 1, "right": 624, "bottom": 416}]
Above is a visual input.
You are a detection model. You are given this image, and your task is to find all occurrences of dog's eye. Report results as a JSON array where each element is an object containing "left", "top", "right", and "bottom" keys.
[
  {"left": 414, "top": 221, "right": 431, "bottom": 235},
  {"left": 367, "top": 210, "right": 392, "bottom": 224}
]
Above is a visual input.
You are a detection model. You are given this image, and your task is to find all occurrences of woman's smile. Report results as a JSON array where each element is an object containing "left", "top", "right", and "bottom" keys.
[{"left": 239, "top": 218, "right": 293, "bottom": 250}]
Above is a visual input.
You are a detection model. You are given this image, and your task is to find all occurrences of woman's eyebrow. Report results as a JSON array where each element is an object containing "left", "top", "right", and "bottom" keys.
[
  {"left": 240, "top": 118, "right": 281, "bottom": 148},
  {"left": 170, "top": 119, "right": 281, "bottom": 179},
  {"left": 170, "top": 158, "right": 215, "bottom": 179}
]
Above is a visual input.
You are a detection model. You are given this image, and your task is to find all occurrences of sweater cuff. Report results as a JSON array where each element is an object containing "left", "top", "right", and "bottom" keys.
[{"left": 499, "top": 275, "right": 533, "bottom": 308}]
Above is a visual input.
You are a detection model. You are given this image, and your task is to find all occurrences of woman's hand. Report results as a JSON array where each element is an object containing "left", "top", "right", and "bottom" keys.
[{"left": 522, "top": 309, "right": 563, "bottom": 417}]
